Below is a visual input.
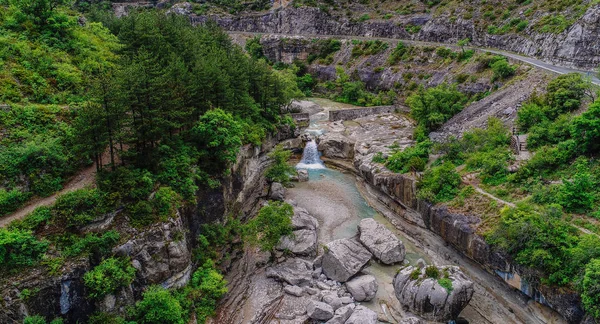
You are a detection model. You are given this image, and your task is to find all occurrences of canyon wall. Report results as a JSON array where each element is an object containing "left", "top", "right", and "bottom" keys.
[{"left": 192, "top": 5, "right": 600, "bottom": 69}]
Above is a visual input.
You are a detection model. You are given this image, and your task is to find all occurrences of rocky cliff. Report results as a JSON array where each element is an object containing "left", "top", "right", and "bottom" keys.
[
  {"left": 0, "top": 128, "right": 295, "bottom": 323},
  {"left": 192, "top": 5, "right": 600, "bottom": 69}
]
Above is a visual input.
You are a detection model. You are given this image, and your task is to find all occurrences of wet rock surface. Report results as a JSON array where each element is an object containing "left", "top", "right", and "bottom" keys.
[
  {"left": 358, "top": 218, "right": 406, "bottom": 264},
  {"left": 393, "top": 265, "right": 475, "bottom": 322},
  {"left": 321, "top": 237, "right": 372, "bottom": 282}
]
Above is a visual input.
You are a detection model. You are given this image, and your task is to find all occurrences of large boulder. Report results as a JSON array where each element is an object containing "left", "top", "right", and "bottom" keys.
[
  {"left": 326, "top": 303, "right": 355, "bottom": 324},
  {"left": 297, "top": 169, "right": 309, "bottom": 182},
  {"left": 270, "top": 182, "right": 286, "bottom": 201},
  {"left": 291, "top": 207, "right": 319, "bottom": 230},
  {"left": 358, "top": 218, "right": 405, "bottom": 264},
  {"left": 318, "top": 133, "right": 355, "bottom": 159},
  {"left": 266, "top": 258, "right": 313, "bottom": 287},
  {"left": 345, "top": 275, "right": 378, "bottom": 302},
  {"left": 393, "top": 266, "right": 475, "bottom": 322},
  {"left": 276, "top": 229, "right": 317, "bottom": 256},
  {"left": 345, "top": 305, "right": 377, "bottom": 324},
  {"left": 322, "top": 238, "right": 372, "bottom": 282},
  {"left": 307, "top": 301, "right": 334, "bottom": 321}
]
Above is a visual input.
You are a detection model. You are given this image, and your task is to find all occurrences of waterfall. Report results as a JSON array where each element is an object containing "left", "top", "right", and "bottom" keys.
[{"left": 296, "top": 140, "right": 326, "bottom": 169}]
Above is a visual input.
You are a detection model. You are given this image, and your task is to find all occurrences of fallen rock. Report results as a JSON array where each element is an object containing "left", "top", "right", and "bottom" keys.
[
  {"left": 322, "top": 291, "right": 343, "bottom": 310},
  {"left": 322, "top": 238, "right": 372, "bottom": 282},
  {"left": 276, "top": 229, "right": 317, "bottom": 256},
  {"left": 317, "top": 133, "right": 355, "bottom": 159},
  {"left": 270, "top": 182, "right": 286, "bottom": 201},
  {"left": 345, "top": 275, "right": 378, "bottom": 302},
  {"left": 345, "top": 305, "right": 377, "bottom": 324},
  {"left": 291, "top": 207, "right": 318, "bottom": 230},
  {"left": 266, "top": 258, "right": 313, "bottom": 287},
  {"left": 307, "top": 301, "right": 334, "bottom": 321},
  {"left": 326, "top": 303, "right": 355, "bottom": 324},
  {"left": 284, "top": 285, "right": 304, "bottom": 297},
  {"left": 297, "top": 169, "right": 309, "bottom": 182},
  {"left": 358, "top": 218, "right": 405, "bottom": 264},
  {"left": 393, "top": 266, "right": 475, "bottom": 322}
]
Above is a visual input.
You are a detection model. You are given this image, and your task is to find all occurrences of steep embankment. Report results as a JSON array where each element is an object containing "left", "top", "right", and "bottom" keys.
[{"left": 191, "top": 3, "right": 600, "bottom": 69}]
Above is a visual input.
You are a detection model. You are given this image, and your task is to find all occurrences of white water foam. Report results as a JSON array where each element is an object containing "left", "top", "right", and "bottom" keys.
[{"left": 296, "top": 140, "right": 326, "bottom": 170}]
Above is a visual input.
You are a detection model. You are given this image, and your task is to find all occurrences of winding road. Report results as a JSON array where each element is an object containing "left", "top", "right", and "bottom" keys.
[{"left": 229, "top": 31, "right": 600, "bottom": 85}]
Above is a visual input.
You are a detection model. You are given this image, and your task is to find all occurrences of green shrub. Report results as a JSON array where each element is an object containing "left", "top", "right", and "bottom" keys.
[
  {"left": 245, "top": 36, "right": 265, "bottom": 60},
  {"left": 245, "top": 201, "right": 293, "bottom": 253},
  {"left": 0, "top": 188, "right": 30, "bottom": 216},
  {"left": 558, "top": 160, "right": 596, "bottom": 213},
  {"left": 438, "top": 278, "right": 453, "bottom": 293},
  {"left": 516, "top": 102, "right": 549, "bottom": 132},
  {"left": 388, "top": 42, "right": 409, "bottom": 64},
  {"left": 97, "top": 167, "right": 154, "bottom": 204},
  {"left": 571, "top": 100, "right": 600, "bottom": 155},
  {"left": 88, "top": 312, "right": 128, "bottom": 324},
  {"left": 466, "top": 148, "right": 511, "bottom": 185},
  {"left": 582, "top": 259, "right": 600, "bottom": 319},
  {"left": 176, "top": 260, "right": 228, "bottom": 323},
  {"left": 24, "top": 316, "right": 46, "bottom": 324},
  {"left": 128, "top": 200, "right": 154, "bottom": 227},
  {"left": 8, "top": 206, "right": 51, "bottom": 232},
  {"left": 265, "top": 145, "right": 295, "bottom": 185},
  {"left": 406, "top": 83, "right": 466, "bottom": 133},
  {"left": 52, "top": 188, "right": 107, "bottom": 228},
  {"left": 546, "top": 73, "right": 589, "bottom": 115},
  {"left": 84, "top": 257, "right": 136, "bottom": 299},
  {"left": 61, "top": 230, "right": 120, "bottom": 257},
  {"left": 490, "top": 58, "right": 516, "bottom": 80},
  {"left": 153, "top": 187, "right": 182, "bottom": 220},
  {"left": 386, "top": 140, "right": 432, "bottom": 173},
  {"left": 417, "top": 162, "right": 461, "bottom": 203},
  {"left": 409, "top": 268, "right": 421, "bottom": 280},
  {"left": 425, "top": 266, "right": 440, "bottom": 278},
  {"left": 132, "top": 286, "right": 184, "bottom": 324},
  {"left": 0, "top": 228, "right": 48, "bottom": 269}
]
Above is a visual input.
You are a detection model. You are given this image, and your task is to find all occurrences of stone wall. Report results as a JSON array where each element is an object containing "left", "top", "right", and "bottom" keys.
[{"left": 329, "top": 106, "right": 402, "bottom": 121}]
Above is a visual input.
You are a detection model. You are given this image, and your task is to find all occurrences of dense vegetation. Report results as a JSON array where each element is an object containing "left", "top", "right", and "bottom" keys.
[{"left": 0, "top": 2, "right": 302, "bottom": 323}]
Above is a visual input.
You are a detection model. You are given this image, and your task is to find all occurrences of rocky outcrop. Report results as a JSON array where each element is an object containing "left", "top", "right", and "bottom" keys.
[
  {"left": 321, "top": 237, "right": 372, "bottom": 282},
  {"left": 307, "top": 300, "right": 335, "bottom": 320},
  {"left": 345, "top": 275, "right": 378, "bottom": 302},
  {"left": 277, "top": 206, "right": 319, "bottom": 256},
  {"left": 393, "top": 266, "right": 475, "bottom": 322},
  {"left": 192, "top": 6, "right": 600, "bottom": 69},
  {"left": 266, "top": 258, "right": 314, "bottom": 286},
  {"left": 318, "top": 132, "right": 355, "bottom": 160},
  {"left": 269, "top": 182, "right": 286, "bottom": 201},
  {"left": 326, "top": 303, "right": 355, "bottom": 324},
  {"left": 358, "top": 218, "right": 405, "bottom": 265},
  {"left": 345, "top": 305, "right": 378, "bottom": 324}
]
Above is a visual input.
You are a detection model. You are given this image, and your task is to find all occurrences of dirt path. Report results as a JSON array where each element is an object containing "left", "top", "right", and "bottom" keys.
[{"left": 0, "top": 164, "right": 97, "bottom": 228}]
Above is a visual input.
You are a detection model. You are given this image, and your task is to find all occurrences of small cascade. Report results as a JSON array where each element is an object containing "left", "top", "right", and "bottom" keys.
[{"left": 296, "top": 140, "right": 326, "bottom": 170}]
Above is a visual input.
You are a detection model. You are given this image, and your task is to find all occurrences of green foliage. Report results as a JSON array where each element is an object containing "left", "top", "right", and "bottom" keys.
[
  {"left": 386, "top": 140, "right": 431, "bottom": 173},
  {"left": 195, "top": 217, "right": 243, "bottom": 265},
  {"left": 192, "top": 109, "right": 243, "bottom": 176},
  {"left": 351, "top": 40, "right": 389, "bottom": 58},
  {"left": 406, "top": 83, "right": 467, "bottom": 133},
  {"left": 388, "top": 42, "right": 410, "bottom": 65},
  {"left": 490, "top": 58, "right": 516, "bottom": 80},
  {"left": 245, "top": 36, "right": 265, "bottom": 60},
  {"left": 466, "top": 148, "right": 512, "bottom": 185},
  {"left": 409, "top": 268, "right": 421, "bottom": 280},
  {"left": 425, "top": 266, "right": 440, "bottom": 278},
  {"left": 547, "top": 73, "right": 589, "bottom": 114},
  {"left": 175, "top": 260, "right": 228, "bottom": 323},
  {"left": 571, "top": 100, "right": 600, "bottom": 155},
  {"left": 0, "top": 228, "right": 47, "bottom": 270},
  {"left": 582, "top": 259, "right": 600, "bottom": 319},
  {"left": 245, "top": 202, "right": 294, "bottom": 252},
  {"left": 308, "top": 39, "right": 341, "bottom": 64},
  {"left": 132, "top": 286, "right": 184, "bottom": 324},
  {"left": 88, "top": 312, "right": 128, "bottom": 324},
  {"left": 516, "top": 102, "right": 549, "bottom": 133},
  {"left": 558, "top": 159, "right": 597, "bottom": 213},
  {"left": 8, "top": 206, "right": 51, "bottom": 232},
  {"left": 23, "top": 316, "right": 47, "bottom": 324},
  {"left": 52, "top": 188, "right": 107, "bottom": 228},
  {"left": 84, "top": 257, "right": 136, "bottom": 299},
  {"left": 417, "top": 162, "right": 461, "bottom": 203},
  {"left": 60, "top": 230, "right": 119, "bottom": 258},
  {"left": 265, "top": 145, "right": 295, "bottom": 185},
  {"left": 0, "top": 188, "right": 30, "bottom": 216},
  {"left": 438, "top": 278, "right": 453, "bottom": 293},
  {"left": 153, "top": 187, "right": 182, "bottom": 220}
]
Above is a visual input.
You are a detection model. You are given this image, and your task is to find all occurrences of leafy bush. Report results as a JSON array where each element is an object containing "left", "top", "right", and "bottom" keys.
[
  {"left": 61, "top": 230, "right": 120, "bottom": 257},
  {"left": 153, "top": 187, "right": 182, "bottom": 220},
  {"left": 23, "top": 316, "right": 46, "bottom": 324},
  {"left": 571, "top": 101, "right": 600, "bottom": 155},
  {"left": 84, "top": 257, "right": 136, "bottom": 299},
  {"left": 406, "top": 84, "right": 467, "bottom": 133},
  {"left": 417, "top": 162, "right": 461, "bottom": 203},
  {"left": 8, "top": 206, "right": 51, "bottom": 232},
  {"left": 490, "top": 58, "right": 516, "bottom": 80},
  {"left": 388, "top": 42, "right": 409, "bottom": 64},
  {"left": 558, "top": 160, "right": 596, "bottom": 213},
  {"left": 245, "top": 36, "right": 265, "bottom": 60},
  {"left": 582, "top": 259, "right": 600, "bottom": 319},
  {"left": 546, "top": 73, "right": 589, "bottom": 115},
  {"left": 425, "top": 266, "right": 440, "bottom": 278},
  {"left": 386, "top": 140, "right": 432, "bottom": 173},
  {"left": 52, "top": 188, "right": 107, "bottom": 228},
  {"left": 265, "top": 145, "right": 295, "bottom": 185},
  {"left": 466, "top": 148, "right": 512, "bottom": 185},
  {"left": 0, "top": 228, "right": 48, "bottom": 269},
  {"left": 97, "top": 167, "right": 154, "bottom": 204},
  {"left": 245, "top": 202, "right": 294, "bottom": 253},
  {"left": 0, "top": 188, "right": 30, "bottom": 216},
  {"left": 132, "top": 286, "right": 185, "bottom": 324},
  {"left": 438, "top": 278, "right": 453, "bottom": 292},
  {"left": 128, "top": 200, "right": 154, "bottom": 227},
  {"left": 176, "top": 260, "right": 228, "bottom": 323}
]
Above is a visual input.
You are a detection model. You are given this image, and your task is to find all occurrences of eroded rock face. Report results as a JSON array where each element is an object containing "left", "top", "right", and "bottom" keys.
[
  {"left": 266, "top": 258, "right": 314, "bottom": 287},
  {"left": 318, "top": 132, "right": 355, "bottom": 160},
  {"left": 307, "top": 300, "right": 334, "bottom": 321},
  {"left": 276, "top": 206, "right": 319, "bottom": 256},
  {"left": 345, "top": 305, "right": 378, "bottom": 324},
  {"left": 322, "top": 238, "right": 372, "bottom": 282},
  {"left": 393, "top": 266, "right": 475, "bottom": 322},
  {"left": 345, "top": 275, "right": 378, "bottom": 302},
  {"left": 358, "top": 218, "right": 405, "bottom": 264},
  {"left": 269, "top": 182, "right": 286, "bottom": 201}
]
